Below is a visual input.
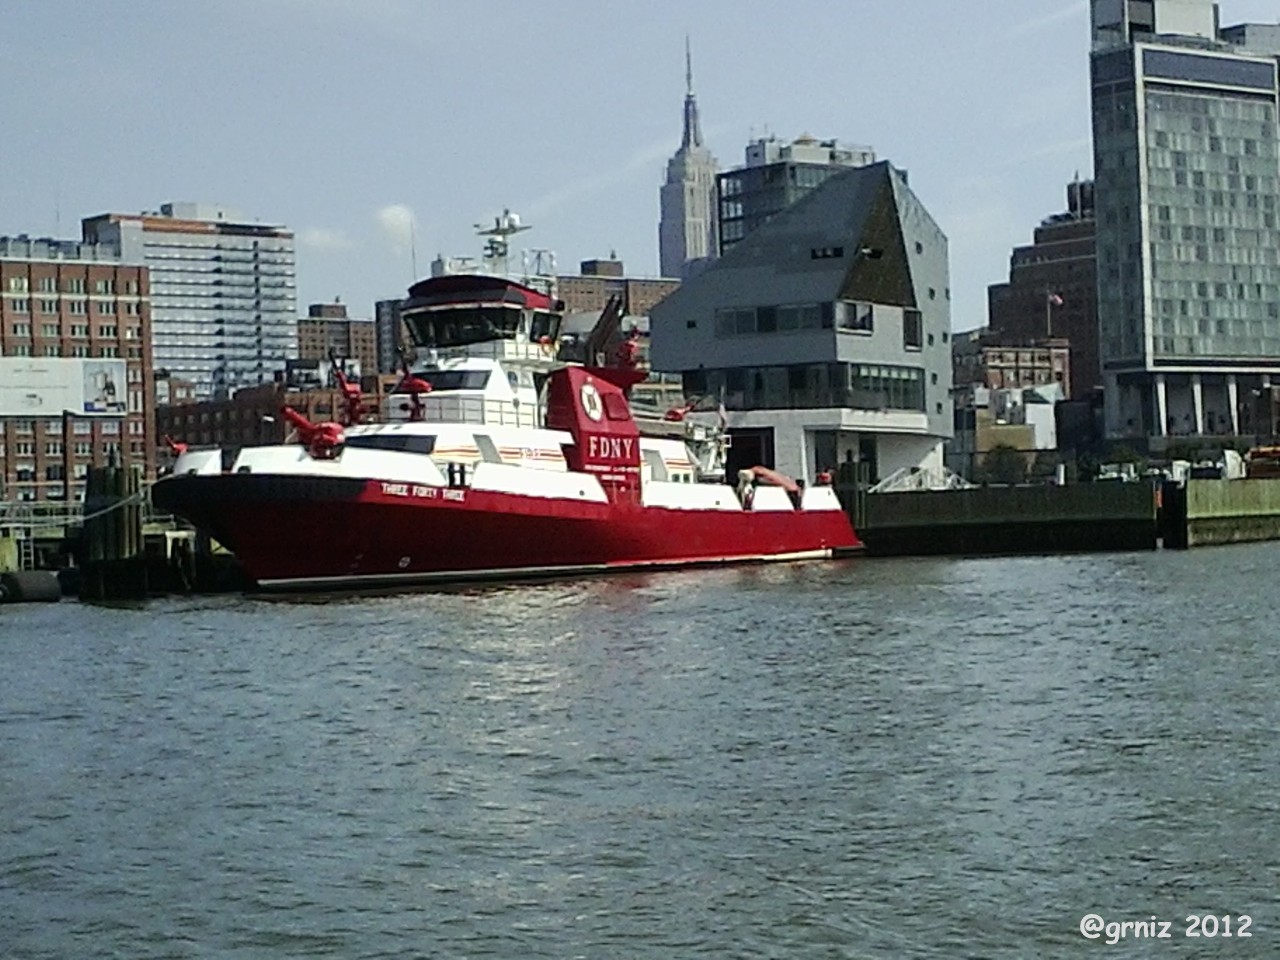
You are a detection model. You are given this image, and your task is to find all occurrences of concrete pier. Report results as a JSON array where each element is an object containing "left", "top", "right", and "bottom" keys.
[
  {"left": 857, "top": 483, "right": 1160, "bottom": 555},
  {"left": 1164, "top": 479, "right": 1280, "bottom": 548}
]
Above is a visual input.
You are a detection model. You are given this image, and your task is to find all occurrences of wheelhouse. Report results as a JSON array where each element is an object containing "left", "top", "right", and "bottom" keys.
[{"left": 401, "top": 275, "right": 563, "bottom": 350}]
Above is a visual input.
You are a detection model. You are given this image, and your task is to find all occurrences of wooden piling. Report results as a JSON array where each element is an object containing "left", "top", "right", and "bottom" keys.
[{"left": 80, "top": 463, "right": 147, "bottom": 601}]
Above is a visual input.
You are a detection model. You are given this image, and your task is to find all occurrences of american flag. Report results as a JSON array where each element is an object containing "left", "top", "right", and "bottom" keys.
[{"left": 1047, "top": 292, "right": 1064, "bottom": 306}]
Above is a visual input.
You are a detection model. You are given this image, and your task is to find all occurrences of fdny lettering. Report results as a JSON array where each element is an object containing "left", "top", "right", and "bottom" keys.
[{"left": 586, "top": 435, "right": 636, "bottom": 460}]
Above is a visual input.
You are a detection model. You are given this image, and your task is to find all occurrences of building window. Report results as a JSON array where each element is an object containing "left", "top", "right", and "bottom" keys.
[
  {"left": 41, "top": 323, "right": 59, "bottom": 337},
  {"left": 72, "top": 420, "right": 92, "bottom": 436},
  {"left": 94, "top": 279, "right": 115, "bottom": 295},
  {"left": 694, "top": 362, "right": 925, "bottom": 412},
  {"left": 43, "top": 345, "right": 61, "bottom": 357},
  {"left": 68, "top": 300, "right": 86, "bottom": 315},
  {"left": 903, "top": 309, "right": 923, "bottom": 350},
  {"left": 7, "top": 277, "right": 29, "bottom": 293},
  {"left": 66, "top": 278, "right": 85, "bottom": 294},
  {"left": 98, "top": 301, "right": 117, "bottom": 315},
  {"left": 70, "top": 324, "right": 89, "bottom": 338},
  {"left": 10, "top": 298, "right": 31, "bottom": 314},
  {"left": 11, "top": 322, "right": 31, "bottom": 336},
  {"left": 98, "top": 324, "right": 118, "bottom": 338},
  {"left": 46, "top": 442, "right": 63, "bottom": 456},
  {"left": 839, "top": 301, "right": 874, "bottom": 333},
  {"left": 37, "top": 276, "right": 56, "bottom": 293}
]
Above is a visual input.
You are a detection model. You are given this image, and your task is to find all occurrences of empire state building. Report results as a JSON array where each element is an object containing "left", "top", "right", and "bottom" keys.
[{"left": 658, "top": 42, "right": 719, "bottom": 279}]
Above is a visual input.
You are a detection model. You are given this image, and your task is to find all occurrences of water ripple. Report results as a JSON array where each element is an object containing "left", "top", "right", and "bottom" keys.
[{"left": 3, "top": 547, "right": 1280, "bottom": 957}]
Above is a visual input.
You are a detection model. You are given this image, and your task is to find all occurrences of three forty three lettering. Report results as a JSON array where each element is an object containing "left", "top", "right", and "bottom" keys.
[{"left": 379, "top": 483, "right": 435, "bottom": 498}]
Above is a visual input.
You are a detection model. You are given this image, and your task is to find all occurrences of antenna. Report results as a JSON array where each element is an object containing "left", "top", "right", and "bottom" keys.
[
  {"left": 685, "top": 34, "right": 693, "bottom": 95},
  {"left": 474, "top": 208, "right": 531, "bottom": 278},
  {"left": 410, "top": 216, "right": 418, "bottom": 280}
]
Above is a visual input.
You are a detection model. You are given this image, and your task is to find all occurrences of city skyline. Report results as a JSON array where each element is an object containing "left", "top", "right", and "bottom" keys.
[{"left": 3, "top": 0, "right": 1279, "bottom": 335}]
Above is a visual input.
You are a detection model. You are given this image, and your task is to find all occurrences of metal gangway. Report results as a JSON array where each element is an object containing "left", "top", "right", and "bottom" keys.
[{"left": 0, "top": 491, "right": 174, "bottom": 571}]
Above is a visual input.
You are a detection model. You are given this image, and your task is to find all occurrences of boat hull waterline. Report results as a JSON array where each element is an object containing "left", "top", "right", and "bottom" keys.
[{"left": 152, "top": 474, "right": 860, "bottom": 591}]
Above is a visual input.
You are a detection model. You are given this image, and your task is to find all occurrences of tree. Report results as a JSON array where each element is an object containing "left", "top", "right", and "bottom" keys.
[
  {"left": 1030, "top": 450, "right": 1060, "bottom": 481},
  {"left": 979, "top": 444, "right": 1027, "bottom": 485}
]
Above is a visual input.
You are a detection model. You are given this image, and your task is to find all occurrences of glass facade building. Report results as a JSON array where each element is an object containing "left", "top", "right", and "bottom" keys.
[
  {"left": 84, "top": 204, "right": 297, "bottom": 401},
  {"left": 1091, "top": 0, "right": 1280, "bottom": 439},
  {"left": 717, "top": 136, "right": 876, "bottom": 254}
]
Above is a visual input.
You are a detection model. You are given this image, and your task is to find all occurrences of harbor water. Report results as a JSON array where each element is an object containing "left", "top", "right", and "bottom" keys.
[{"left": 3, "top": 545, "right": 1279, "bottom": 958}]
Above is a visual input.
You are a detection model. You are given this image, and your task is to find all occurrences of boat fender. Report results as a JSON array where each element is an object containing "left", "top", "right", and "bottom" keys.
[{"left": 0, "top": 570, "right": 63, "bottom": 603}]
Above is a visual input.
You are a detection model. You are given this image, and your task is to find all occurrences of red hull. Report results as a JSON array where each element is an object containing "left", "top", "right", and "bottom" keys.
[{"left": 153, "top": 474, "right": 860, "bottom": 590}]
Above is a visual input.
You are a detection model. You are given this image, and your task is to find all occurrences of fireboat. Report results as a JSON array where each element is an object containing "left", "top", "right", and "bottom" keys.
[{"left": 150, "top": 218, "right": 860, "bottom": 590}]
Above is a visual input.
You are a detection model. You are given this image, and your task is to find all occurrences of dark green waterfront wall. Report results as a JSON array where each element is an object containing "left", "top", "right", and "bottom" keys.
[
  {"left": 859, "top": 483, "right": 1158, "bottom": 555},
  {"left": 1182, "top": 479, "right": 1280, "bottom": 547}
]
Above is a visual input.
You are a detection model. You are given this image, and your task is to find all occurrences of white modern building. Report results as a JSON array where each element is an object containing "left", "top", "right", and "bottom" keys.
[
  {"left": 651, "top": 161, "right": 952, "bottom": 485},
  {"left": 1091, "top": 0, "right": 1280, "bottom": 440},
  {"left": 83, "top": 203, "right": 297, "bottom": 400}
]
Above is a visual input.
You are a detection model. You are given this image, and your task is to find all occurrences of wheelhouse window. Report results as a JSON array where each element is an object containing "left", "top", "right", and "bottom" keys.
[
  {"left": 345, "top": 434, "right": 436, "bottom": 455},
  {"left": 415, "top": 370, "right": 491, "bottom": 391},
  {"left": 404, "top": 306, "right": 522, "bottom": 349},
  {"left": 529, "top": 310, "right": 561, "bottom": 343}
]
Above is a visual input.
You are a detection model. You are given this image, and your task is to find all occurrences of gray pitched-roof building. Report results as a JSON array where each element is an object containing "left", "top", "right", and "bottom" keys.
[{"left": 650, "top": 160, "right": 952, "bottom": 485}]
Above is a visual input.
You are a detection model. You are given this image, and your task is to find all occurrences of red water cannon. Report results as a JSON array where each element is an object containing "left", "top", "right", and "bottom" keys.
[{"left": 281, "top": 406, "right": 346, "bottom": 460}]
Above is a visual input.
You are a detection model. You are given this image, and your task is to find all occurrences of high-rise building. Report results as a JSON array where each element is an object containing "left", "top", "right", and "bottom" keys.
[
  {"left": 658, "top": 41, "right": 719, "bottom": 279},
  {"left": 0, "top": 235, "right": 155, "bottom": 501},
  {"left": 1091, "top": 0, "right": 1280, "bottom": 440},
  {"left": 988, "top": 179, "right": 1097, "bottom": 400},
  {"left": 296, "top": 301, "right": 377, "bottom": 376},
  {"left": 717, "top": 135, "right": 876, "bottom": 255},
  {"left": 374, "top": 298, "right": 408, "bottom": 373},
  {"left": 83, "top": 203, "right": 297, "bottom": 401}
]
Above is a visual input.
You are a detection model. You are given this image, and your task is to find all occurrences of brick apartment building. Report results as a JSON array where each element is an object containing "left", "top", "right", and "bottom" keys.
[
  {"left": 556, "top": 258, "right": 680, "bottom": 317},
  {"left": 157, "top": 376, "right": 401, "bottom": 455},
  {"left": 952, "top": 329, "right": 1072, "bottom": 395},
  {"left": 0, "top": 237, "right": 155, "bottom": 502},
  {"left": 297, "top": 300, "right": 377, "bottom": 374}
]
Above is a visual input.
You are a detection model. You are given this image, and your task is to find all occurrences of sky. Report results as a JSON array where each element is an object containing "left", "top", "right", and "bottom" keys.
[{"left": 2, "top": 0, "right": 1279, "bottom": 333}]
